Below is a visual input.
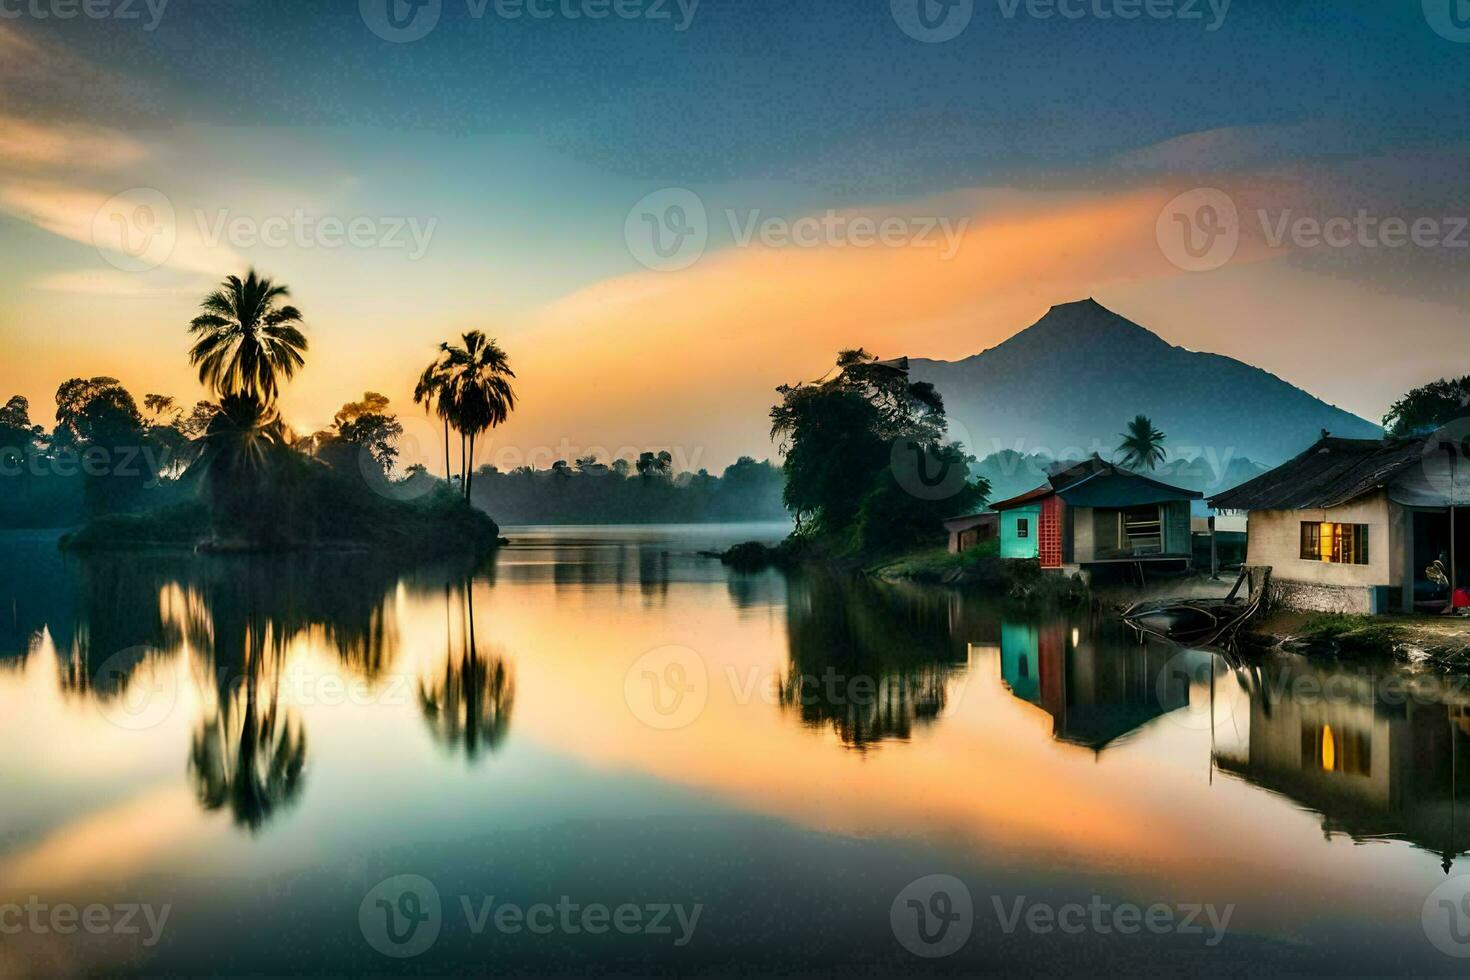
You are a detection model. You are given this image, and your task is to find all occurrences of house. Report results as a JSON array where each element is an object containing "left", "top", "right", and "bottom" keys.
[
  {"left": 1209, "top": 435, "right": 1470, "bottom": 614},
  {"left": 989, "top": 456, "right": 1203, "bottom": 572},
  {"left": 942, "top": 512, "right": 998, "bottom": 554}
]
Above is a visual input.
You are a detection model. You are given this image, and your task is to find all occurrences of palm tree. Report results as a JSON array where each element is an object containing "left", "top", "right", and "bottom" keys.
[
  {"left": 413, "top": 349, "right": 455, "bottom": 484},
  {"left": 188, "top": 270, "right": 308, "bottom": 402},
  {"left": 196, "top": 394, "right": 287, "bottom": 539},
  {"left": 1116, "top": 414, "right": 1168, "bottom": 470},
  {"left": 439, "top": 331, "right": 516, "bottom": 500}
]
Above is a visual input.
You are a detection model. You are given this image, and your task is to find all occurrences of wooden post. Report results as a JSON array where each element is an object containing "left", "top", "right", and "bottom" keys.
[{"left": 1209, "top": 515, "right": 1219, "bottom": 581}]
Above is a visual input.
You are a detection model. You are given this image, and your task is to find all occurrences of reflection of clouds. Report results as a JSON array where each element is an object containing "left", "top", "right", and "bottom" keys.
[{"left": 0, "top": 784, "right": 200, "bottom": 891}]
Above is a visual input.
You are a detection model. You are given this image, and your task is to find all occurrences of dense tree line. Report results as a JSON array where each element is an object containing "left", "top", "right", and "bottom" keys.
[{"left": 467, "top": 455, "right": 787, "bottom": 525}]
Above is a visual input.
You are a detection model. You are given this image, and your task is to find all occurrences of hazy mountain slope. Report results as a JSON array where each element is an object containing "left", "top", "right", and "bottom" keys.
[{"left": 909, "top": 299, "right": 1382, "bottom": 467}]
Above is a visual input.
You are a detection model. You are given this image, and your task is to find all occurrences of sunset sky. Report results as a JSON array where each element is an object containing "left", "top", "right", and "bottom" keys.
[{"left": 1, "top": 1, "right": 1467, "bottom": 472}]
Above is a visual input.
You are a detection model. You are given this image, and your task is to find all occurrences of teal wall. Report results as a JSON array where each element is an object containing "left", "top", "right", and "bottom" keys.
[
  {"left": 1000, "top": 505, "right": 1042, "bottom": 559},
  {"left": 1163, "top": 500, "right": 1192, "bottom": 554},
  {"left": 999, "top": 622, "right": 1041, "bottom": 704}
]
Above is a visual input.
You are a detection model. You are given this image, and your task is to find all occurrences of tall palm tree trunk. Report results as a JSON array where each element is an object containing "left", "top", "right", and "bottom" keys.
[
  {"left": 443, "top": 416, "right": 451, "bottom": 483},
  {"left": 466, "top": 432, "right": 476, "bottom": 500}
]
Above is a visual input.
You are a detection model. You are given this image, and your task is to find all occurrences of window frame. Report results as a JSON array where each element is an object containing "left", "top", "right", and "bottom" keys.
[
  {"left": 1016, "top": 517, "right": 1030, "bottom": 539},
  {"left": 1299, "top": 521, "right": 1370, "bottom": 565}
]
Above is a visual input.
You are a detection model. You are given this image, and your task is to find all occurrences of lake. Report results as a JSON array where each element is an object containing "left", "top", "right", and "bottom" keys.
[{"left": 3, "top": 524, "right": 1470, "bottom": 976}]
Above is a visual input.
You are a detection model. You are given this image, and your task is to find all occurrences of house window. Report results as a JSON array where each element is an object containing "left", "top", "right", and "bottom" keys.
[
  {"left": 1300, "top": 522, "right": 1370, "bottom": 565},
  {"left": 1016, "top": 518, "right": 1029, "bottom": 539}
]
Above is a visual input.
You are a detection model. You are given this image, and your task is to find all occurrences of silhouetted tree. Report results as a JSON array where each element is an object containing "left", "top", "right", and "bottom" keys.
[
  {"left": 440, "top": 331, "right": 517, "bottom": 499},
  {"left": 188, "top": 270, "right": 308, "bottom": 402},
  {"left": 1383, "top": 376, "right": 1470, "bottom": 437},
  {"left": 1116, "top": 414, "right": 1167, "bottom": 470}
]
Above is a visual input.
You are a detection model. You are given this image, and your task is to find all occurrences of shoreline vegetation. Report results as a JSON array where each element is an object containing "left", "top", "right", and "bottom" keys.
[
  {"left": 718, "top": 348, "right": 1086, "bottom": 604},
  {"left": 7, "top": 270, "right": 510, "bottom": 558}
]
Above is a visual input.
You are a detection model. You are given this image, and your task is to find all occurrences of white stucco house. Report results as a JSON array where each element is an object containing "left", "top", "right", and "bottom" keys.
[{"left": 1209, "top": 435, "right": 1470, "bottom": 615}]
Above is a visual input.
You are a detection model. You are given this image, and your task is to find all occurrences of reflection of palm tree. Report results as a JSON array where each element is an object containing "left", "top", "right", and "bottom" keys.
[
  {"left": 439, "top": 332, "right": 517, "bottom": 499},
  {"left": 419, "top": 582, "right": 514, "bottom": 760},
  {"left": 189, "top": 671, "right": 307, "bottom": 832},
  {"left": 1116, "top": 414, "right": 1167, "bottom": 470},
  {"left": 188, "top": 270, "right": 308, "bottom": 402}
]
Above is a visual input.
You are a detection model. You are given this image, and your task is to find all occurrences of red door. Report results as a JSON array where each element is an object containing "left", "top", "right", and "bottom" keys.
[{"left": 1039, "top": 495, "right": 1064, "bottom": 569}]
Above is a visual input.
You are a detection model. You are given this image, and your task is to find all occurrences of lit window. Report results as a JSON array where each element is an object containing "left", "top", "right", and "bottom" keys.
[{"left": 1300, "top": 522, "right": 1369, "bottom": 565}]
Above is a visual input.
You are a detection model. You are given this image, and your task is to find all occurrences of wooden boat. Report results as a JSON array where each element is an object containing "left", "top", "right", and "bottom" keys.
[{"left": 1120, "top": 567, "right": 1271, "bottom": 647}]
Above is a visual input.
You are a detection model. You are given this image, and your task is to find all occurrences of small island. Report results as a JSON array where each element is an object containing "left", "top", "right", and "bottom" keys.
[{"left": 5, "top": 270, "right": 513, "bottom": 557}]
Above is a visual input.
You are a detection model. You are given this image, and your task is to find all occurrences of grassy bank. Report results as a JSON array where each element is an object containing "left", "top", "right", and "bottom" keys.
[
  {"left": 1257, "top": 609, "right": 1470, "bottom": 664},
  {"left": 721, "top": 536, "right": 1088, "bottom": 604}
]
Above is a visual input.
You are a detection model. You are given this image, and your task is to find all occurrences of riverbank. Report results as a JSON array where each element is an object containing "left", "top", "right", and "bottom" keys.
[
  {"left": 719, "top": 538, "right": 1090, "bottom": 603},
  {"left": 1245, "top": 609, "right": 1470, "bottom": 666},
  {"left": 58, "top": 484, "right": 502, "bottom": 556}
]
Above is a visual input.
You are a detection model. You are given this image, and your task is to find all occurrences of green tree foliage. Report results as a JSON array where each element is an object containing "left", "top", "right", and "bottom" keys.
[
  {"left": 328, "top": 391, "right": 404, "bottom": 473},
  {"left": 0, "top": 396, "right": 46, "bottom": 468},
  {"left": 467, "top": 456, "right": 787, "bottom": 524},
  {"left": 196, "top": 394, "right": 291, "bottom": 541},
  {"left": 636, "top": 450, "right": 673, "bottom": 479},
  {"left": 1116, "top": 414, "right": 1167, "bottom": 470},
  {"left": 1383, "top": 376, "right": 1470, "bottom": 437},
  {"left": 770, "top": 350, "right": 985, "bottom": 551},
  {"left": 188, "top": 269, "right": 308, "bottom": 402}
]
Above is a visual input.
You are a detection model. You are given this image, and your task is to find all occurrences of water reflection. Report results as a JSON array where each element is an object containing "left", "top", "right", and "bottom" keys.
[
  {"left": 189, "top": 668, "right": 308, "bottom": 833},
  {"left": 1216, "top": 652, "right": 1470, "bottom": 871},
  {"left": 781, "top": 570, "right": 972, "bottom": 749},
  {"left": 2, "top": 545, "right": 506, "bottom": 834},
  {"left": 997, "top": 618, "right": 1188, "bottom": 753},
  {"left": 419, "top": 583, "right": 516, "bottom": 761}
]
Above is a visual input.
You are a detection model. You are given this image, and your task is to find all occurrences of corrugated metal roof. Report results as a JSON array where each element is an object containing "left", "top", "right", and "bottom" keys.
[{"left": 1209, "top": 436, "right": 1426, "bottom": 511}]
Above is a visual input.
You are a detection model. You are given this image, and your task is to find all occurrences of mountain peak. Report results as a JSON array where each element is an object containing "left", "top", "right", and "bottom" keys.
[
  {"left": 995, "top": 298, "right": 1169, "bottom": 357},
  {"left": 908, "top": 300, "right": 1382, "bottom": 466}
]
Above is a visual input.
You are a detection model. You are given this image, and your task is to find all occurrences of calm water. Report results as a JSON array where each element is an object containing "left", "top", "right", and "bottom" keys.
[{"left": 4, "top": 524, "right": 1470, "bottom": 976}]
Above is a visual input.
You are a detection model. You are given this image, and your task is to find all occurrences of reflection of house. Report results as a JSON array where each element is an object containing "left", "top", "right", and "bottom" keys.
[
  {"left": 943, "top": 512, "right": 998, "bottom": 554},
  {"left": 1215, "top": 658, "right": 1470, "bottom": 870},
  {"left": 991, "top": 456, "right": 1202, "bottom": 571},
  {"left": 1210, "top": 436, "right": 1470, "bottom": 614},
  {"left": 998, "top": 620, "right": 1187, "bottom": 752}
]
